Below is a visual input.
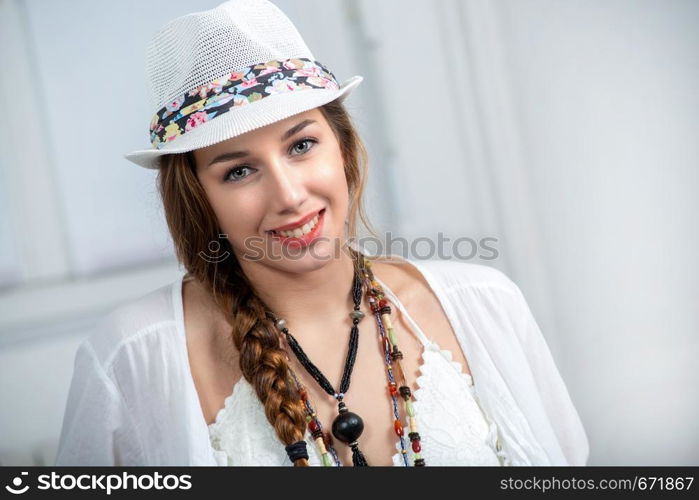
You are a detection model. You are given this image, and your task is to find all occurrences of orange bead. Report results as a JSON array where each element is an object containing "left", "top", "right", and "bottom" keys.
[
  {"left": 388, "top": 382, "right": 398, "bottom": 396},
  {"left": 308, "top": 419, "right": 320, "bottom": 433},
  {"left": 394, "top": 419, "right": 404, "bottom": 436}
]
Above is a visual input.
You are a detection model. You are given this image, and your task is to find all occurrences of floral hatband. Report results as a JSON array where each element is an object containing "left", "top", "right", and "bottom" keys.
[{"left": 149, "top": 57, "right": 340, "bottom": 149}]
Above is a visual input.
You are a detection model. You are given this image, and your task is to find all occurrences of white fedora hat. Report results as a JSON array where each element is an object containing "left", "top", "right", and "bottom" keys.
[{"left": 125, "top": 0, "right": 363, "bottom": 170}]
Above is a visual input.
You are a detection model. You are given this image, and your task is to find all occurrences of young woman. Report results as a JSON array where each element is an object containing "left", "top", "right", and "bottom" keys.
[{"left": 55, "top": 0, "right": 589, "bottom": 467}]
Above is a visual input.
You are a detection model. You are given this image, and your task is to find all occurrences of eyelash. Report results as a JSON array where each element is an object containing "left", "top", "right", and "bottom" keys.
[{"left": 223, "top": 137, "right": 318, "bottom": 183}]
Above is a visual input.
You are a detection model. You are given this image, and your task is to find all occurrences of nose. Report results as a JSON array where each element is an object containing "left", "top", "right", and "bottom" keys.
[{"left": 266, "top": 159, "right": 308, "bottom": 214}]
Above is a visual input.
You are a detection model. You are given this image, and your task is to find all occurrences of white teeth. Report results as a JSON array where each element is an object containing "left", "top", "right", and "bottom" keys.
[{"left": 276, "top": 212, "right": 321, "bottom": 238}]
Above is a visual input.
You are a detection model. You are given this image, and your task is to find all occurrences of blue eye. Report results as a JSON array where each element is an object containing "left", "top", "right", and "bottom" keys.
[
  {"left": 291, "top": 137, "right": 317, "bottom": 155},
  {"left": 224, "top": 165, "right": 253, "bottom": 183},
  {"left": 223, "top": 137, "right": 318, "bottom": 183}
]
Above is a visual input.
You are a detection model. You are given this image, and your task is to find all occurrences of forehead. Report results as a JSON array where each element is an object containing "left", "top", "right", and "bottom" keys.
[{"left": 193, "top": 108, "right": 327, "bottom": 163}]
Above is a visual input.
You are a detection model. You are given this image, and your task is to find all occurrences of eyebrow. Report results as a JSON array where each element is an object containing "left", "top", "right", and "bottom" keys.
[{"left": 206, "top": 119, "right": 317, "bottom": 168}]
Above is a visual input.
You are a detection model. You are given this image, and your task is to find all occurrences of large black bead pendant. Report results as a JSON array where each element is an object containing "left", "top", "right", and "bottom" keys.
[{"left": 331, "top": 401, "right": 364, "bottom": 443}]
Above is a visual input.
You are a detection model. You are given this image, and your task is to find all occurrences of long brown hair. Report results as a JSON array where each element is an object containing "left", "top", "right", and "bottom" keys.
[{"left": 158, "top": 99, "right": 377, "bottom": 465}]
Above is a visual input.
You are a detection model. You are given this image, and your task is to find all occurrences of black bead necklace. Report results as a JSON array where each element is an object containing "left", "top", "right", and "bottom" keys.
[{"left": 272, "top": 266, "right": 369, "bottom": 466}]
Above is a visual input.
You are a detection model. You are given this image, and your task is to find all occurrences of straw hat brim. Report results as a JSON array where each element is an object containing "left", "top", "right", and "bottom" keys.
[{"left": 124, "top": 75, "right": 363, "bottom": 170}]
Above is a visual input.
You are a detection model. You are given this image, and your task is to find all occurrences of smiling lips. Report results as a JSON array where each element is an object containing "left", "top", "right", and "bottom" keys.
[
  {"left": 269, "top": 209, "right": 325, "bottom": 247},
  {"left": 269, "top": 209, "right": 323, "bottom": 237}
]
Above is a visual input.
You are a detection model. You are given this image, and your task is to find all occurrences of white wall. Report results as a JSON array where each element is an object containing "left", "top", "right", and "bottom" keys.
[{"left": 495, "top": 0, "right": 699, "bottom": 465}]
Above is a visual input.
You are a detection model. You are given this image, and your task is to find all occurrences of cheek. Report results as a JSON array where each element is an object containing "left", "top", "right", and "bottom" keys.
[
  {"left": 310, "top": 153, "right": 348, "bottom": 197},
  {"left": 205, "top": 188, "right": 261, "bottom": 239}
]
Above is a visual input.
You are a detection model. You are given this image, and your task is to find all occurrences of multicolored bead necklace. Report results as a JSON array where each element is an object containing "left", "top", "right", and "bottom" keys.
[
  {"left": 362, "top": 256, "right": 425, "bottom": 466},
  {"left": 271, "top": 251, "right": 426, "bottom": 466}
]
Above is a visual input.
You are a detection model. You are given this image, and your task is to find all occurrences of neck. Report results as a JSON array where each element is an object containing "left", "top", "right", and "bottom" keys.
[{"left": 239, "top": 251, "right": 361, "bottom": 332}]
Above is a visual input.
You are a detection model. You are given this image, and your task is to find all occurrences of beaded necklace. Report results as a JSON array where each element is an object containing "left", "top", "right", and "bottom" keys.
[
  {"left": 363, "top": 257, "right": 425, "bottom": 466},
  {"left": 275, "top": 270, "right": 369, "bottom": 466},
  {"left": 270, "top": 251, "right": 426, "bottom": 466}
]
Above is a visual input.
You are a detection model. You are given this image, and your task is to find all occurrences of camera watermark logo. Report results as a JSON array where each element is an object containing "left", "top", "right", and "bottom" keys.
[
  {"left": 5, "top": 471, "right": 29, "bottom": 495},
  {"left": 198, "top": 233, "right": 231, "bottom": 263},
  {"left": 1, "top": 471, "right": 194, "bottom": 495}
]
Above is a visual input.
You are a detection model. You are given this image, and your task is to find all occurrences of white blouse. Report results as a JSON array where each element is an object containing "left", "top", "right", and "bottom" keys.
[
  {"left": 54, "top": 255, "right": 589, "bottom": 466},
  {"left": 208, "top": 274, "right": 506, "bottom": 466}
]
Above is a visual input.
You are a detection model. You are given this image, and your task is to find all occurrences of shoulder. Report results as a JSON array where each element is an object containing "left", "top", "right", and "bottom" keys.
[
  {"left": 370, "top": 255, "right": 528, "bottom": 333},
  {"left": 82, "top": 277, "right": 183, "bottom": 371},
  {"left": 371, "top": 255, "right": 520, "bottom": 299}
]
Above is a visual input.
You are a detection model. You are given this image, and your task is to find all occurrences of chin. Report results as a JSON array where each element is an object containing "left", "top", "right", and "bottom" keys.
[{"left": 277, "top": 237, "right": 344, "bottom": 271}]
